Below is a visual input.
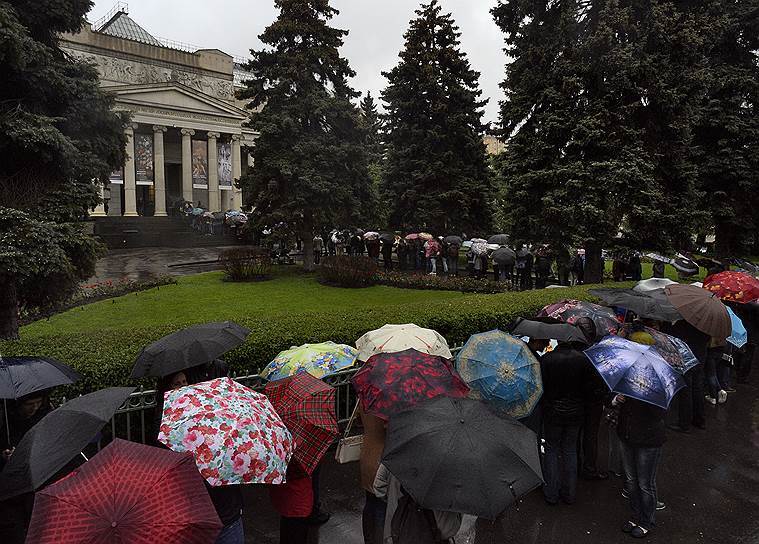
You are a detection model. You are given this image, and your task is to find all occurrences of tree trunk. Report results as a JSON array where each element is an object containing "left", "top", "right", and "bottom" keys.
[
  {"left": 584, "top": 242, "right": 604, "bottom": 284},
  {"left": 301, "top": 233, "right": 315, "bottom": 272},
  {"left": 714, "top": 222, "right": 734, "bottom": 259},
  {"left": 0, "top": 277, "right": 20, "bottom": 340}
]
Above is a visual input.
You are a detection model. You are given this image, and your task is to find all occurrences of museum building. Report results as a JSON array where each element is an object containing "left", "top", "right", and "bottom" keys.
[{"left": 61, "top": 4, "right": 256, "bottom": 218}]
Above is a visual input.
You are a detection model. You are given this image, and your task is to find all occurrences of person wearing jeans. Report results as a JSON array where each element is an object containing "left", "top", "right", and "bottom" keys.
[
  {"left": 614, "top": 394, "right": 667, "bottom": 539},
  {"left": 542, "top": 423, "right": 581, "bottom": 504}
]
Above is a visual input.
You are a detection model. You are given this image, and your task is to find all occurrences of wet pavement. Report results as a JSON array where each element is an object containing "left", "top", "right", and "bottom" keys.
[
  {"left": 88, "top": 246, "right": 237, "bottom": 283},
  {"left": 240, "top": 371, "right": 759, "bottom": 544}
]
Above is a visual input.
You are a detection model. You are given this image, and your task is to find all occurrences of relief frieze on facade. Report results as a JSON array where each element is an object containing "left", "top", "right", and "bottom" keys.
[{"left": 65, "top": 48, "right": 234, "bottom": 101}]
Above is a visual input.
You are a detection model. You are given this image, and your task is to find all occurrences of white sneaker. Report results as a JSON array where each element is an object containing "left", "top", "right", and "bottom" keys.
[
  {"left": 705, "top": 396, "right": 717, "bottom": 405},
  {"left": 717, "top": 390, "right": 728, "bottom": 404}
]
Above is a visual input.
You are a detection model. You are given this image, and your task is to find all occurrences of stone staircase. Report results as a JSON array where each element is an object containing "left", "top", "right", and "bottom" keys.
[{"left": 93, "top": 216, "right": 240, "bottom": 249}]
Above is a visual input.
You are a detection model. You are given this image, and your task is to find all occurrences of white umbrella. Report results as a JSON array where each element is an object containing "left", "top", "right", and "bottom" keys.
[
  {"left": 634, "top": 278, "right": 678, "bottom": 293},
  {"left": 355, "top": 324, "right": 452, "bottom": 362}
]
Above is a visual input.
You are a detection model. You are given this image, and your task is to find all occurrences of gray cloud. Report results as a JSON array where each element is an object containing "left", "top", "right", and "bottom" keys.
[{"left": 90, "top": 0, "right": 506, "bottom": 124}]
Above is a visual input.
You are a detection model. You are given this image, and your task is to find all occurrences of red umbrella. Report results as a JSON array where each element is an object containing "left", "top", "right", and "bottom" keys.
[
  {"left": 351, "top": 349, "right": 469, "bottom": 420},
  {"left": 704, "top": 271, "right": 759, "bottom": 303},
  {"left": 264, "top": 373, "right": 338, "bottom": 475},
  {"left": 26, "top": 439, "right": 221, "bottom": 544}
]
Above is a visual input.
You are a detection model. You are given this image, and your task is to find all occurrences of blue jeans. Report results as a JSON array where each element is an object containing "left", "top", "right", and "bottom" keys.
[
  {"left": 620, "top": 442, "right": 662, "bottom": 530},
  {"left": 215, "top": 517, "right": 244, "bottom": 544},
  {"left": 542, "top": 423, "right": 581, "bottom": 503}
]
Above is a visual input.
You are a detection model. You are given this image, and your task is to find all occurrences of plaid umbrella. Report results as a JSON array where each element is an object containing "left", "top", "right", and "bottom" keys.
[
  {"left": 351, "top": 349, "right": 469, "bottom": 420},
  {"left": 261, "top": 342, "right": 358, "bottom": 381},
  {"left": 704, "top": 271, "right": 759, "bottom": 303},
  {"left": 537, "top": 299, "right": 621, "bottom": 336},
  {"left": 264, "top": 373, "right": 338, "bottom": 475},
  {"left": 26, "top": 439, "right": 221, "bottom": 544},
  {"left": 159, "top": 378, "right": 293, "bottom": 486},
  {"left": 617, "top": 324, "right": 698, "bottom": 374}
]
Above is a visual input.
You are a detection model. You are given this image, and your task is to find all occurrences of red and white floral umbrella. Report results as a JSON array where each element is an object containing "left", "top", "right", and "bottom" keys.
[{"left": 159, "top": 377, "right": 293, "bottom": 486}]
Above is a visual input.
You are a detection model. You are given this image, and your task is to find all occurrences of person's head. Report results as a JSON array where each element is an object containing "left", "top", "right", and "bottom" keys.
[
  {"left": 527, "top": 338, "right": 550, "bottom": 354},
  {"left": 17, "top": 393, "right": 45, "bottom": 419},
  {"left": 168, "top": 371, "right": 188, "bottom": 390},
  {"left": 574, "top": 317, "right": 597, "bottom": 345}
]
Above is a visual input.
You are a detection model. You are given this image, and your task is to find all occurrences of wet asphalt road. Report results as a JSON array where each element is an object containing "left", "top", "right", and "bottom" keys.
[{"left": 240, "top": 370, "right": 759, "bottom": 544}]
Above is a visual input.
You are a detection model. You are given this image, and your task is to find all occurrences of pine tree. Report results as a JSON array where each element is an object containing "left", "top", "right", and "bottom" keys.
[
  {"left": 692, "top": 1, "right": 759, "bottom": 257},
  {"left": 238, "top": 0, "right": 375, "bottom": 270},
  {"left": 360, "top": 91, "right": 384, "bottom": 164},
  {"left": 492, "top": 1, "right": 708, "bottom": 282},
  {"left": 381, "top": 0, "right": 492, "bottom": 235},
  {"left": 0, "top": 0, "right": 126, "bottom": 339}
]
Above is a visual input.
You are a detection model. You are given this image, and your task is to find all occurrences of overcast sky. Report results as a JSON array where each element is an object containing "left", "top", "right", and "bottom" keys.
[{"left": 89, "top": 0, "right": 507, "bottom": 125}]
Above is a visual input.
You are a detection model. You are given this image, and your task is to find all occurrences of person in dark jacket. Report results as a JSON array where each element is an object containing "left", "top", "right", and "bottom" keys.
[
  {"left": 534, "top": 251, "right": 552, "bottom": 289},
  {"left": 613, "top": 394, "right": 667, "bottom": 539},
  {"left": 662, "top": 320, "right": 709, "bottom": 432},
  {"left": 381, "top": 240, "right": 393, "bottom": 271},
  {"left": 539, "top": 341, "right": 595, "bottom": 504}
]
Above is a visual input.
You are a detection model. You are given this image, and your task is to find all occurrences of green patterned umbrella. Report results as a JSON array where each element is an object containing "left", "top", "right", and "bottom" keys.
[{"left": 261, "top": 342, "right": 358, "bottom": 381}]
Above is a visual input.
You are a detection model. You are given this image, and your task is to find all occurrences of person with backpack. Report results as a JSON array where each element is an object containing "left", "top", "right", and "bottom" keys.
[{"left": 446, "top": 242, "right": 460, "bottom": 276}]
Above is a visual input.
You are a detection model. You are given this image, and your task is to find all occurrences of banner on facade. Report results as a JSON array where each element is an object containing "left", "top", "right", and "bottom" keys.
[
  {"left": 109, "top": 169, "right": 123, "bottom": 185},
  {"left": 134, "top": 134, "right": 154, "bottom": 185},
  {"left": 192, "top": 139, "right": 209, "bottom": 188},
  {"left": 218, "top": 142, "right": 233, "bottom": 188}
]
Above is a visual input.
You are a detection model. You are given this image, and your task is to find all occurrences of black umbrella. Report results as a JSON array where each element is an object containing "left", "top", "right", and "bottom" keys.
[
  {"left": 673, "top": 256, "right": 699, "bottom": 276},
  {"left": 382, "top": 396, "right": 543, "bottom": 519},
  {"left": 510, "top": 317, "right": 588, "bottom": 343},
  {"left": 379, "top": 232, "right": 396, "bottom": 243},
  {"left": 589, "top": 288, "right": 682, "bottom": 322},
  {"left": 131, "top": 321, "right": 250, "bottom": 378},
  {"left": 0, "top": 387, "right": 135, "bottom": 500},
  {"left": 492, "top": 247, "right": 517, "bottom": 266},
  {"left": 488, "top": 234, "right": 510, "bottom": 245},
  {"left": 443, "top": 235, "right": 463, "bottom": 246}
]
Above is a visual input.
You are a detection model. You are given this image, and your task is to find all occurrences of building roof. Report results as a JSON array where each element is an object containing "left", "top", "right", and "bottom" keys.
[{"left": 98, "top": 11, "right": 163, "bottom": 47}]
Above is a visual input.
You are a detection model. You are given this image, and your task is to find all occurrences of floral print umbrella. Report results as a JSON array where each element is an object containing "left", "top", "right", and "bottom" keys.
[
  {"left": 261, "top": 342, "right": 358, "bottom": 381},
  {"left": 351, "top": 349, "right": 469, "bottom": 420},
  {"left": 618, "top": 324, "right": 698, "bottom": 374},
  {"left": 158, "top": 378, "right": 293, "bottom": 486},
  {"left": 538, "top": 299, "right": 621, "bottom": 336},
  {"left": 704, "top": 271, "right": 759, "bottom": 303}
]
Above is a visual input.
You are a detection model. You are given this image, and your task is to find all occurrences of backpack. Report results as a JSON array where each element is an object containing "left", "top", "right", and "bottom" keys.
[
  {"left": 447, "top": 244, "right": 460, "bottom": 258},
  {"left": 391, "top": 493, "right": 445, "bottom": 544}
]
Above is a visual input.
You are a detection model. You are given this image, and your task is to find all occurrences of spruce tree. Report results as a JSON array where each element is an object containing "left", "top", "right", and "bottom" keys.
[
  {"left": 360, "top": 91, "right": 384, "bottom": 165},
  {"left": 492, "top": 1, "right": 708, "bottom": 282},
  {"left": 0, "top": 0, "right": 125, "bottom": 339},
  {"left": 238, "top": 0, "right": 375, "bottom": 270},
  {"left": 381, "top": 0, "right": 492, "bottom": 235}
]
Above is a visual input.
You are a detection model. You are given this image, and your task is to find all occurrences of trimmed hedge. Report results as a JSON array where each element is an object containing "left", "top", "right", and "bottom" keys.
[
  {"left": 0, "top": 282, "right": 629, "bottom": 398},
  {"left": 375, "top": 271, "right": 512, "bottom": 294}
]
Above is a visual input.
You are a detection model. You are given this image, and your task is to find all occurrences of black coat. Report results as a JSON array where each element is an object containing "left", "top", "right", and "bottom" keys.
[
  {"left": 662, "top": 321, "right": 709, "bottom": 364},
  {"left": 540, "top": 346, "right": 596, "bottom": 425},
  {"left": 616, "top": 398, "right": 667, "bottom": 448}
]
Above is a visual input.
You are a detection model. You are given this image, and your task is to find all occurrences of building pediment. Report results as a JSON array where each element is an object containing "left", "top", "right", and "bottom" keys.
[{"left": 110, "top": 82, "right": 247, "bottom": 121}]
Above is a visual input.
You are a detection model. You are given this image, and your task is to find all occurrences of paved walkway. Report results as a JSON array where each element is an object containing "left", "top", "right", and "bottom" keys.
[{"left": 240, "top": 371, "right": 759, "bottom": 544}]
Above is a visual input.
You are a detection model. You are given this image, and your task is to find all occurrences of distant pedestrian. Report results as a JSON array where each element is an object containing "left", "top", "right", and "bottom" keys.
[
  {"left": 313, "top": 235, "right": 324, "bottom": 265},
  {"left": 535, "top": 251, "right": 552, "bottom": 289},
  {"left": 446, "top": 242, "right": 460, "bottom": 276},
  {"left": 381, "top": 239, "right": 394, "bottom": 271},
  {"left": 424, "top": 239, "right": 441, "bottom": 275}
]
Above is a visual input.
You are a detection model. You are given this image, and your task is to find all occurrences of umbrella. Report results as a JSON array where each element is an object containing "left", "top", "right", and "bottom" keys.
[
  {"left": 634, "top": 278, "right": 677, "bottom": 293},
  {"left": 510, "top": 317, "right": 588, "bottom": 344},
  {"left": 443, "top": 235, "right": 463, "bottom": 246},
  {"left": 418, "top": 232, "right": 433, "bottom": 241},
  {"left": 25, "top": 439, "right": 222, "bottom": 544},
  {"left": 379, "top": 232, "right": 396, "bottom": 243},
  {"left": 470, "top": 238, "right": 487, "bottom": 244},
  {"left": 589, "top": 288, "right": 682, "bottom": 322},
  {"left": 382, "top": 396, "right": 543, "bottom": 519},
  {"left": 726, "top": 307, "right": 747, "bottom": 348},
  {"left": 355, "top": 323, "right": 451, "bottom": 362},
  {"left": 673, "top": 255, "right": 699, "bottom": 276},
  {"left": 363, "top": 231, "right": 380, "bottom": 241},
  {"left": 159, "top": 378, "right": 292, "bottom": 486},
  {"left": 264, "top": 373, "right": 338, "bottom": 475},
  {"left": 471, "top": 241, "right": 489, "bottom": 256},
  {"left": 261, "top": 342, "right": 358, "bottom": 381},
  {"left": 404, "top": 233, "right": 420, "bottom": 241},
  {"left": 131, "top": 321, "right": 250, "bottom": 378},
  {"left": 664, "top": 284, "right": 732, "bottom": 339},
  {"left": 455, "top": 330, "right": 542, "bottom": 419},
  {"left": 351, "top": 349, "right": 469, "bottom": 420},
  {"left": 617, "top": 324, "right": 698, "bottom": 374},
  {"left": 492, "top": 247, "right": 517, "bottom": 266},
  {"left": 537, "top": 299, "right": 621, "bottom": 336},
  {"left": 0, "top": 387, "right": 136, "bottom": 500},
  {"left": 704, "top": 271, "right": 759, "bottom": 303},
  {"left": 584, "top": 336, "right": 686, "bottom": 409},
  {"left": 488, "top": 234, "right": 510, "bottom": 245}
]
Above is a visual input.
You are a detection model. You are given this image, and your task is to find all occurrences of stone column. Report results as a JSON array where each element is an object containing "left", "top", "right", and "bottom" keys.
[
  {"left": 153, "top": 125, "right": 168, "bottom": 217},
  {"left": 231, "top": 134, "right": 243, "bottom": 210},
  {"left": 207, "top": 132, "right": 221, "bottom": 212},
  {"left": 91, "top": 182, "right": 106, "bottom": 217},
  {"left": 123, "top": 124, "right": 138, "bottom": 217},
  {"left": 181, "top": 128, "right": 195, "bottom": 204}
]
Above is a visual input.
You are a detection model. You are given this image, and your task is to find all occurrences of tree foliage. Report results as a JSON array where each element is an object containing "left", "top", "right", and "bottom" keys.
[
  {"left": 238, "top": 0, "right": 375, "bottom": 270},
  {"left": 0, "top": 0, "right": 126, "bottom": 339},
  {"left": 381, "top": 0, "right": 493, "bottom": 235}
]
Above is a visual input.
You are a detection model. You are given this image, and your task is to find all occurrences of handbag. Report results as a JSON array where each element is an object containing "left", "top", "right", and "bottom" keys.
[{"left": 335, "top": 401, "right": 363, "bottom": 464}]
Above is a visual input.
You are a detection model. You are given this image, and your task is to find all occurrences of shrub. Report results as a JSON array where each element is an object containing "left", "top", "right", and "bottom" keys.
[
  {"left": 219, "top": 247, "right": 273, "bottom": 282},
  {"left": 375, "top": 271, "right": 512, "bottom": 294},
  {"left": 317, "top": 256, "right": 378, "bottom": 288}
]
